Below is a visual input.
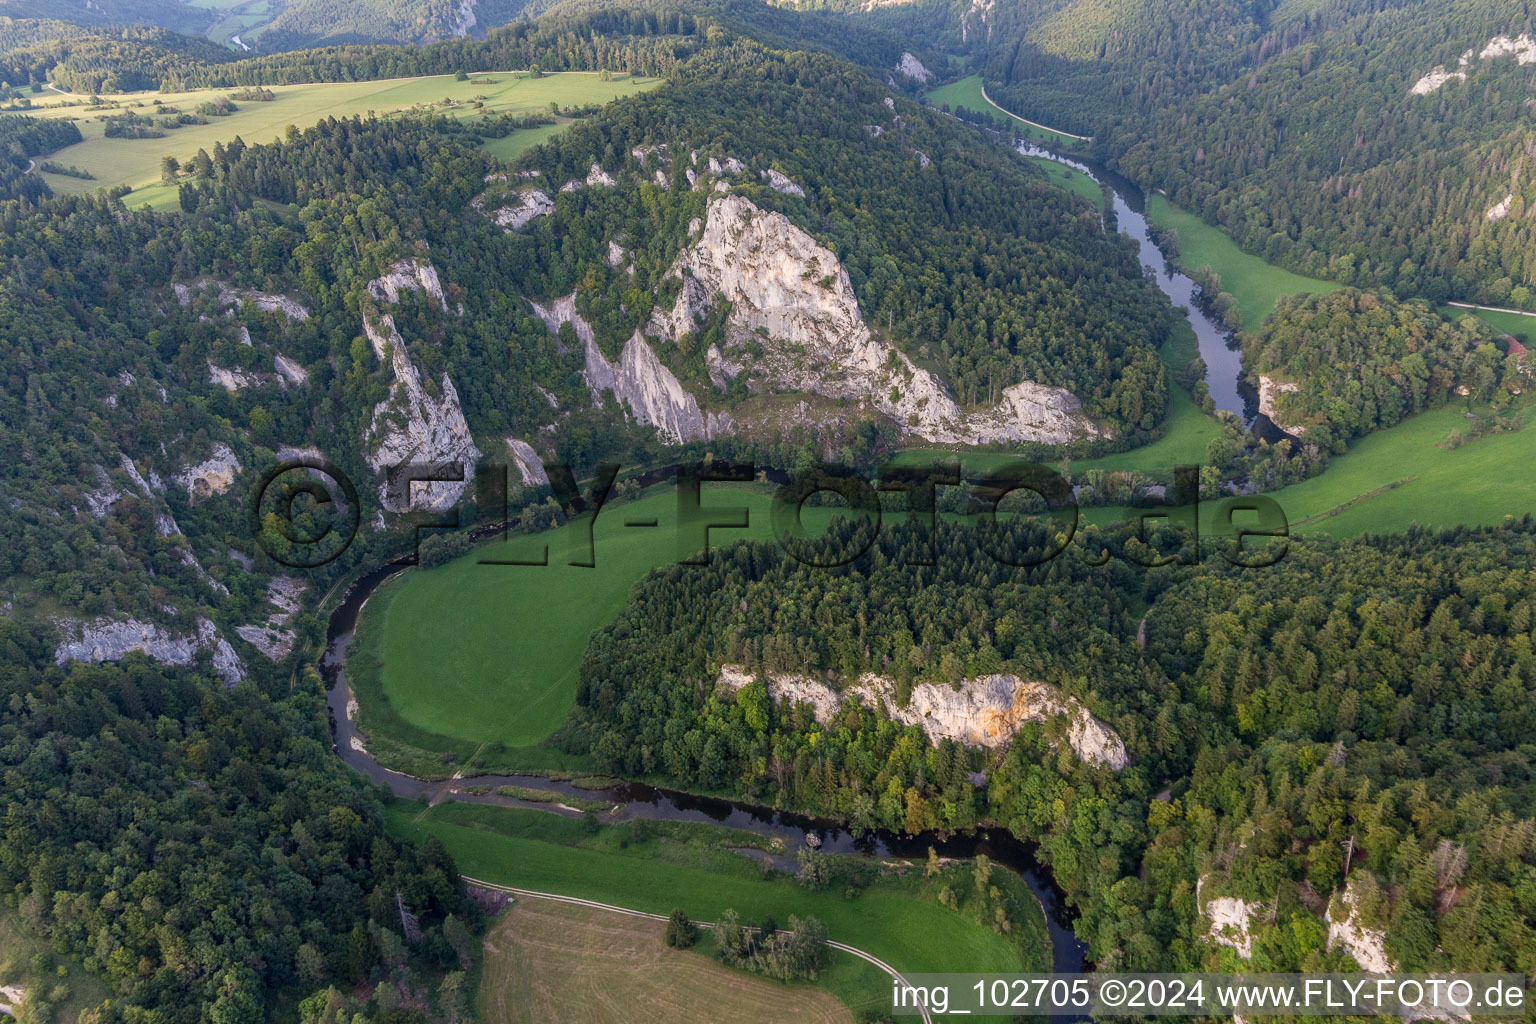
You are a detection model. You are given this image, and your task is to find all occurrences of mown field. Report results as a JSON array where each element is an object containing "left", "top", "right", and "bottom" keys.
[
  {"left": 1143, "top": 194, "right": 1340, "bottom": 333},
  {"left": 394, "top": 802, "right": 1047, "bottom": 1022},
  {"left": 479, "top": 896, "right": 853, "bottom": 1024},
  {"left": 923, "top": 75, "right": 1085, "bottom": 147},
  {"left": 27, "top": 72, "right": 660, "bottom": 207},
  {"left": 355, "top": 486, "right": 859, "bottom": 770}
]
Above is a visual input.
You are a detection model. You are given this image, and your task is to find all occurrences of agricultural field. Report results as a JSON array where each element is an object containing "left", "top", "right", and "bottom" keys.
[
  {"left": 1144, "top": 194, "right": 1339, "bottom": 332},
  {"left": 393, "top": 803, "right": 1047, "bottom": 1021},
  {"left": 922, "top": 75, "right": 1085, "bottom": 147},
  {"left": 479, "top": 897, "right": 852, "bottom": 1024},
  {"left": 353, "top": 486, "right": 828, "bottom": 771},
  {"left": 25, "top": 73, "right": 661, "bottom": 205}
]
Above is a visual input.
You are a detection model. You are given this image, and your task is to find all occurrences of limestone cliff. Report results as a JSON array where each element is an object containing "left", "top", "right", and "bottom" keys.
[
  {"left": 235, "top": 576, "right": 306, "bottom": 662},
  {"left": 174, "top": 443, "right": 240, "bottom": 504},
  {"left": 363, "top": 260, "right": 480, "bottom": 513},
  {"left": 655, "top": 196, "right": 1100, "bottom": 445},
  {"left": 715, "top": 666, "right": 1127, "bottom": 769},
  {"left": 55, "top": 616, "right": 245, "bottom": 685},
  {"left": 1257, "top": 374, "right": 1306, "bottom": 434},
  {"left": 530, "top": 294, "right": 730, "bottom": 444},
  {"left": 1327, "top": 875, "right": 1393, "bottom": 972}
]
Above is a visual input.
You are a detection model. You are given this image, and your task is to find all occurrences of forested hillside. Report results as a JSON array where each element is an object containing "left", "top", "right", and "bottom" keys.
[
  {"left": 570, "top": 517, "right": 1536, "bottom": 976},
  {"left": 892, "top": 0, "right": 1536, "bottom": 308}
]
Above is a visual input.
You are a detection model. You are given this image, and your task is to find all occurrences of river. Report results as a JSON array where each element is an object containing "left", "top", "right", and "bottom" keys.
[
  {"left": 313, "top": 136, "right": 1238, "bottom": 997},
  {"left": 1017, "top": 142, "right": 1251, "bottom": 420},
  {"left": 320, "top": 563, "right": 1090, "bottom": 980}
]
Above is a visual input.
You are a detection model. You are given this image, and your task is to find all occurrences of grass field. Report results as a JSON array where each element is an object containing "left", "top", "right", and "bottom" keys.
[
  {"left": 479, "top": 897, "right": 853, "bottom": 1024},
  {"left": 1441, "top": 304, "right": 1536, "bottom": 342},
  {"left": 394, "top": 802, "right": 1046, "bottom": 1021},
  {"left": 355, "top": 485, "right": 862, "bottom": 768},
  {"left": 1144, "top": 194, "right": 1339, "bottom": 333},
  {"left": 923, "top": 75, "right": 1085, "bottom": 147},
  {"left": 26, "top": 73, "right": 661, "bottom": 202},
  {"left": 1026, "top": 155, "right": 1102, "bottom": 205}
]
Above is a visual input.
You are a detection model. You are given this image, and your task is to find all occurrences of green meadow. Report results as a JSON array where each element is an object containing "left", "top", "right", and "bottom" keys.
[
  {"left": 26, "top": 73, "right": 661, "bottom": 203},
  {"left": 389, "top": 801, "right": 1046, "bottom": 1021},
  {"left": 922, "top": 75, "right": 1086, "bottom": 147},
  {"left": 1144, "top": 194, "right": 1339, "bottom": 332},
  {"left": 353, "top": 485, "right": 864, "bottom": 773}
]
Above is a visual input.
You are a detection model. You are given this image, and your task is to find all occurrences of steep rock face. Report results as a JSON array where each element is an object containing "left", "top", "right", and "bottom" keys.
[
  {"left": 895, "top": 52, "right": 932, "bottom": 83},
  {"left": 55, "top": 616, "right": 245, "bottom": 685},
  {"left": 363, "top": 311, "right": 480, "bottom": 512},
  {"left": 235, "top": 576, "right": 306, "bottom": 661},
  {"left": 477, "top": 187, "right": 553, "bottom": 231},
  {"left": 174, "top": 443, "right": 240, "bottom": 503},
  {"left": 1199, "top": 876, "right": 1260, "bottom": 959},
  {"left": 175, "top": 280, "right": 310, "bottom": 321},
  {"left": 530, "top": 294, "right": 729, "bottom": 443},
  {"left": 274, "top": 353, "right": 309, "bottom": 385},
  {"left": 208, "top": 361, "right": 271, "bottom": 392},
  {"left": 716, "top": 666, "right": 1127, "bottom": 769},
  {"left": 657, "top": 196, "right": 1099, "bottom": 445},
  {"left": 760, "top": 168, "right": 805, "bottom": 197},
  {"left": 1327, "top": 877, "right": 1392, "bottom": 972},
  {"left": 362, "top": 260, "right": 479, "bottom": 512},
  {"left": 505, "top": 438, "right": 549, "bottom": 486},
  {"left": 1257, "top": 374, "right": 1305, "bottom": 434},
  {"left": 368, "top": 258, "right": 451, "bottom": 310}
]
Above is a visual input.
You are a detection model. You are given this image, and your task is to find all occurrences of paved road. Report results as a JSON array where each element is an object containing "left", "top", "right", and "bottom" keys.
[
  {"left": 464, "top": 875, "right": 934, "bottom": 1024},
  {"left": 978, "top": 82, "right": 1093, "bottom": 142},
  {"left": 1447, "top": 300, "right": 1536, "bottom": 319}
]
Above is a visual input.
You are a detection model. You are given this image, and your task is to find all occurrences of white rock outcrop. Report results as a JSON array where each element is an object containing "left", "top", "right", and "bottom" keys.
[
  {"left": 363, "top": 310, "right": 480, "bottom": 513},
  {"left": 478, "top": 187, "right": 553, "bottom": 231},
  {"left": 55, "top": 616, "right": 245, "bottom": 685},
  {"left": 368, "top": 258, "right": 451, "bottom": 310},
  {"left": 274, "top": 353, "right": 309, "bottom": 385},
  {"left": 505, "top": 438, "right": 549, "bottom": 486},
  {"left": 1206, "top": 894, "right": 1259, "bottom": 958},
  {"left": 1479, "top": 33, "right": 1536, "bottom": 64},
  {"left": 175, "top": 281, "right": 310, "bottom": 321},
  {"left": 530, "top": 294, "right": 729, "bottom": 443},
  {"left": 895, "top": 53, "right": 932, "bottom": 83},
  {"left": 1327, "top": 876, "right": 1393, "bottom": 973},
  {"left": 586, "top": 162, "right": 618, "bottom": 187},
  {"left": 235, "top": 576, "right": 306, "bottom": 661},
  {"left": 654, "top": 195, "right": 1099, "bottom": 444},
  {"left": 760, "top": 168, "right": 805, "bottom": 197},
  {"left": 208, "top": 361, "right": 270, "bottom": 392},
  {"left": 174, "top": 443, "right": 240, "bottom": 503},
  {"left": 1257, "top": 374, "right": 1305, "bottom": 434},
  {"left": 1487, "top": 193, "right": 1514, "bottom": 221},
  {"left": 716, "top": 666, "right": 1127, "bottom": 769},
  {"left": 1410, "top": 67, "right": 1466, "bottom": 95}
]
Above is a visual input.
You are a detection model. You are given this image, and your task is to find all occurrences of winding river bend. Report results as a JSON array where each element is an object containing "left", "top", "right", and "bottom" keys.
[
  {"left": 314, "top": 136, "right": 1250, "bottom": 997},
  {"left": 320, "top": 564, "right": 1090, "bottom": 980},
  {"left": 1017, "top": 142, "right": 1251, "bottom": 420}
]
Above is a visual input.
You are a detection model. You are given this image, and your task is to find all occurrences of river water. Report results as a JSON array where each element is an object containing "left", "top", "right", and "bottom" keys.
[
  {"left": 313, "top": 138, "right": 1244, "bottom": 993},
  {"left": 1018, "top": 143, "right": 1250, "bottom": 420},
  {"left": 320, "top": 564, "right": 1090, "bottom": 978}
]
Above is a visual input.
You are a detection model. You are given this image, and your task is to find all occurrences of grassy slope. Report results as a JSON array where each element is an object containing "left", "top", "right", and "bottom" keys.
[
  {"left": 394, "top": 802, "right": 1046, "bottom": 1021},
  {"left": 1144, "top": 193, "right": 1339, "bottom": 332},
  {"left": 478, "top": 898, "right": 854, "bottom": 1024},
  {"left": 923, "top": 75, "right": 1082, "bottom": 147},
  {"left": 26, "top": 73, "right": 660, "bottom": 199}
]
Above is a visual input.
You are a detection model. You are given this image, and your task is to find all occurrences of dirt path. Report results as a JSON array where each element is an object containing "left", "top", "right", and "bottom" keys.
[
  {"left": 466, "top": 877, "right": 934, "bottom": 1024},
  {"left": 978, "top": 82, "right": 1093, "bottom": 142}
]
